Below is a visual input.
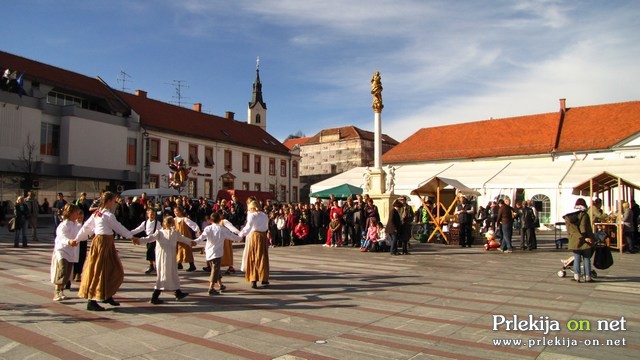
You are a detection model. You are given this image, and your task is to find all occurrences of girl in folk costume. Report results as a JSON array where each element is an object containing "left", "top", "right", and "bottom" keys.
[
  {"left": 173, "top": 206, "right": 201, "bottom": 272},
  {"left": 194, "top": 212, "right": 243, "bottom": 295},
  {"left": 131, "top": 208, "right": 161, "bottom": 274},
  {"left": 134, "top": 216, "right": 195, "bottom": 304},
  {"left": 218, "top": 209, "right": 240, "bottom": 274},
  {"left": 74, "top": 191, "right": 137, "bottom": 311},
  {"left": 239, "top": 200, "right": 270, "bottom": 289},
  {"left": 50, "top": 204, "right": 85, "bottom": 301}
]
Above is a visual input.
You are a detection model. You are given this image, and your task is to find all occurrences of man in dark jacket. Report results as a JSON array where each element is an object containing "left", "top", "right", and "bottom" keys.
[
  {"left": 455, "top": 195, "right": 475, "bottom": 248},
  {"left": 497, "top": 198, "right": 514, "bottom": 252},
  {"left": 387, "top": 200, "right": 402, "bottom": 256}
]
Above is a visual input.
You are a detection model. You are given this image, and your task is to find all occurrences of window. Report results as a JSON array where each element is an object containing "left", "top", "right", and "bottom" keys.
[
  {"left": 269, "top": 158, "right": 276, "bottom": 176},
  {"left": 168, "top": 141, "right": 178, "bottom": 162},
  {"left": 255, "top": 114, "right": 261, "bottom": 124},
  {"left": 204, "top": 179, "right": 213, "bottom": 199},
  {"left": 40, "top": 123, "right": 59, "bottom": 156},
  {"left": 46, "top": 90, "right": 88, "bottom": 109},
  {"left": 280, "top": 160, "right": 287, "bottom": 177},
  {"left": 292, "top": 186, "right": 298, "bottom": 203},
  {"left": 531, "top": 194, "right": 552, "bottom": 225},
  {"left": 127, "top": 138, "right": 137, "bottom": 165},
  {"left": 254, "top": 183, "right": 261, "bottom": 192},
  {"left": 242, "top": 153, "right": 250, "bottom": 172},
  {"left": 242, "top": 182, "right": 250, "bottom": 191},
  {"left": 280, "top": 185, "right": 287, "bottom": 202},
  {"left": 149, "top": 175, "right": 159, "bottom": 189},
  {"left": 254, "top": 155, "right": 261, "bottom": 174},
  {"left": 269, "top": 184, "right": 275, "bottom": 194},
  {"left": 224, "top": 150, "right": 232, "bottom": 171},
  {"left": 188, "top": 144, "right": 199, "bottom": 165},
  {"left": 292, "top": 160, "right": 298, "bottom": 178},
  {"left": 204, "top": 146, "right": 214, "bottom": 168},
  {"left": 150, "top": 138, "right": 160, "bottom": 162},
  {"left": 187, "top": 178, "right": 197, "bottom": 198}
]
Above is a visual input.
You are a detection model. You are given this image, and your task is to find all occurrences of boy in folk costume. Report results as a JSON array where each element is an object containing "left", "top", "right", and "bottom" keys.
[
  {"left": 194, "top": 212, "right": 243, "bottom": 294},
  {"left": 51, "top": 204, "right": 85, "bottom": 301},
  {"left": 74, "top": 191, "right": 138, "bottom": 311},
  {"left": 131, "top": 208, "right": 161, "bottom": 274},
  {"left": 173, "top": 206, "right": 201, "bottom": 272},
  {"left": 133, "top": 216, "right": 195, "bottom": 304}
]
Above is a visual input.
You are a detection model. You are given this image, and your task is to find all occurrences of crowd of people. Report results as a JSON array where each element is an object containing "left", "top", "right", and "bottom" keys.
[{"left": 8, "top": 186, "right": 639, "bottom": 308}]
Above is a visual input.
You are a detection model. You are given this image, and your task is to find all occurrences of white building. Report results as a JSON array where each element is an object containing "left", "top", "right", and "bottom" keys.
[{"left": 311, "top": 99, "right": 640, "bottom": 225}]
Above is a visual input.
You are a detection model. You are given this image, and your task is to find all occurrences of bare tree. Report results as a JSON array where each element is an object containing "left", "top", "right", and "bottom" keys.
[
  {"left": 285, "top": 130, "right": 306, "bottom": 141},
  {"left": 12, "top": 134, "right": 40, "bottom": 193}
]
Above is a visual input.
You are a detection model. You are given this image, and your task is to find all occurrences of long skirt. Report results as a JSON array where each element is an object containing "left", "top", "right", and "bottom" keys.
[
  {"left": 244, "top": 231, "right": 269, "bottom": 282},
  {"left": 176, "top": 242, "right": 194, "bottom": 263},
  {"left": 78, "top": 235, "right": 124, "bottom": 301},
  {"left": 221, "top": 240, "right": 234, "bottom": 267}
]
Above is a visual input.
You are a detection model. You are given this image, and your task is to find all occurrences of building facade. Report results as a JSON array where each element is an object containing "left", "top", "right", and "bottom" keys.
[{"left": 0, "top": 51, "right": 300, "bottom": 205}]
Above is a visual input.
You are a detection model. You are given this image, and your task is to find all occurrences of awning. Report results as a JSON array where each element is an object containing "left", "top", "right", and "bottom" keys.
[
  {"left": 411, "top": 176, "right": 480, "bottom": 196},
  {"left": 309, "top": 183, "right": 363, "bottom": 200}
]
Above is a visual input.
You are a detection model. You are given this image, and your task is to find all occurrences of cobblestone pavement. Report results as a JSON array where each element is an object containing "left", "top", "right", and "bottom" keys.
[{"left": 0, "top": 219, "right": 639, "bottom": 359}]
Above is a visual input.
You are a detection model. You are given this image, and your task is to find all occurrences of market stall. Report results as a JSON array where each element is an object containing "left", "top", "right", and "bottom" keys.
[
  {"left": 411, "top": 177, "right": 480, "bottom": 244},
  {"left": 572, "top": 172, "right": 640, "bottom": 253}
]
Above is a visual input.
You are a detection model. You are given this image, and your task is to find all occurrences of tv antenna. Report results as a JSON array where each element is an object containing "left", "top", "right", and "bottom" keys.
[
  {"left": 117, "top": 70, "right": 132, "bottom": 92},
  {"left": 166, "top": 80, "right": 189, "bottom": 107}
]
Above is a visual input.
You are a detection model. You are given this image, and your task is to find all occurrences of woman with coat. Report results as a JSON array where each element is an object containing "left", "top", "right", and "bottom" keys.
[{"left": 564, "top": 198, "right": 595, "bottom": 282}]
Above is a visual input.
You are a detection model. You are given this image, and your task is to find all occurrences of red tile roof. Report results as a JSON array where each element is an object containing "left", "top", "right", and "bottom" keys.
[
  {"left": 383, "top": 100, "right": 640, "bottom": 163},
  {"left": 305, "top": 125, "right": 399, "bottom": 145},
  {"left": 283, "top": 137, "right": 311, "bottom": 150},
  {"left": 116, "top": 91, "right": 291, "bottom": 155},
  {"left": 0, "top": 50, "right": 129, "bottom": 114}
]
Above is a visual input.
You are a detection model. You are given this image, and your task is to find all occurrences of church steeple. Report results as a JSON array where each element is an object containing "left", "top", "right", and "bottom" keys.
[{"left": 248, "top": 56, "right": 267, "bottom": 131}]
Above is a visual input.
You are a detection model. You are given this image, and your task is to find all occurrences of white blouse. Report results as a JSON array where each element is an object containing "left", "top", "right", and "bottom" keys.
[
  {"left": 238, "top": 211, "right": 269, "bottom": 238},
  {"left": 75, "top": 209, "right": 133, "bottom": 240}
]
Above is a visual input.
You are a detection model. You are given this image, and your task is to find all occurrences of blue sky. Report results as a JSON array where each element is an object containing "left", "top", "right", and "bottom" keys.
[{"left": 3, "top": 0, "right": 640, "bottom": 143}]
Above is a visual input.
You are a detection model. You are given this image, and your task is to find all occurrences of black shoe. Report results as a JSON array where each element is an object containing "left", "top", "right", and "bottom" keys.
[
  {"left": 175, "top": 290, "right": 188, "bottom": 300},
  {"left": 251, "top": 281, "right": 258, "bottom": 289},
  {"left": 203, "top": 266, "right": 211, "bottom": 272},
  {"left": 145, "top": 266, "right": 154, "bottom": 274},
  {"left": 103, "top": 297, "right": 120, "bottom": 306},
  {"left": 186, "top": 264, "right": 197, "bottom": 272},
  {"left": 219, "top": 285, "right": 226, "bottom": 293},
  {"left": 149, "top": 298, "right": 163, "bottom": 305},
  {"left": 177, "top": 263, "right": 183, "bottom": 270},
  {"left": 65, "top": 281, "right": 71, "bottom": 290},
  {"left": 208, "top": 289, "right": 219, "bottom": 295},
  {"left": 87, "top": 300, "right": 106, "bottom": 311},
  {"left": 261, "top": 281, "right": 270, "bottom": 288}
]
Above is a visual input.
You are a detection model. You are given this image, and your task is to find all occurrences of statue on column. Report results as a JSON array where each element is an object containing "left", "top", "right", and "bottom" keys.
[
  {"left": 371, "top": 71, "right": 383, "bottom": 112},
  {"left": 362, "top": 166, "right": 371, "bottom": 193},
  {"left": 385, "top": 165, "right": 396, "bottom": 194}
]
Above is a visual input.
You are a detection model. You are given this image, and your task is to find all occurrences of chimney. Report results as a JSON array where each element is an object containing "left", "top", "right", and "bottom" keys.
[
  {"left": 559, "top": 98, "right": 566, "bottom": 113},
  {"left": 225, "top": 111, "right": 235, "bottom": 120},
  {"left": 135, "top": 90, "right": 147, "bottom": 98},
  {"left": 193, "top": 103, "right": 202, "bottom": 112}
]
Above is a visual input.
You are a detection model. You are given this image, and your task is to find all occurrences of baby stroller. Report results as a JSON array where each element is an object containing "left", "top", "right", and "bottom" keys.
[{"left": 557, "top": 230, "right": 609, "bottom": 280}]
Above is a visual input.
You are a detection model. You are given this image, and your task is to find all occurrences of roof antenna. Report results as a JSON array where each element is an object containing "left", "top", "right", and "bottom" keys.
[
  {"left": 165, "top": 80, "right": 189, "bottom": 107},
  {"left": 117, "top": 70, "right": 131, "bottom": 92}
]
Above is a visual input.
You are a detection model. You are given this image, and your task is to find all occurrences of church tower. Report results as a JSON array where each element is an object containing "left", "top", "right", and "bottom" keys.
[{"left": 247, "top": 57, "right": 267, "bottom": 131}]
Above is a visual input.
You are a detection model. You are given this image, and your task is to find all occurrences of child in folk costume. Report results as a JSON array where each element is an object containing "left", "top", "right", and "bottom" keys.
[
  {"left": 194, "top": 212, "right": 243, "bottom": 294},
  {"left": 131, "top": 208, "right": 161, "bottom": 274},
  {"left": 239, "top": 200, "right": 270, "bottom": 289},
  {"left": 173, "top": 206, "right": 201, "bottom": 272},
  {"left": 51, "top": 204, "right": 85, "bottom": 301},
  {"left": 218, "top": 209, "right": 240, "bottom": 275},
  {"left": 133, "top": 216, "right": 195, "bottom": 304},
  {"left": 74, "top": 191, "right": 137, "bottom": 311}
]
